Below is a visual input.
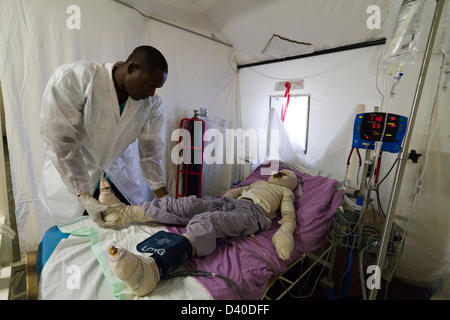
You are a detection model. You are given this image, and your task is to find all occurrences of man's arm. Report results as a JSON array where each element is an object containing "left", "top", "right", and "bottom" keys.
[
  {"left": 40, "top": 67, "right": 109, "bottom": 227},
  {"left": 40, "top": 68, "right": 91, "bottom": 195},
  {"left": 138, "top": 97, "right": 168, "bottom": 195}
]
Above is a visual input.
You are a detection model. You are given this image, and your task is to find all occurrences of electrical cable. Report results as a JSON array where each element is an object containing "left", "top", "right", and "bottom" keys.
[
  {"left": 355, "top": 156, "right": 398, "bottom": 299},
  {"left": 359, "top": 246, "right": 369, "bottom": 300},
  {"left": 333, "top": 213, "right": 364, "bottom": 299},
  {"left": 343, "top": 147, "right": 362, "bottom": 189},
  {"left": 165, "top": 268, "right": 248, "bottom": 300},
  {"left": 374, "top": 158, "right": 398, "bottom": 217},
  {"left": 333, "top": 142, "right": 390, "bottom": 299},
  {"left": 293, "top": 250, "right": 332, "bottom": 299},
  {"left": 326, "top": 206, "right": 362, "bottom": 297}
]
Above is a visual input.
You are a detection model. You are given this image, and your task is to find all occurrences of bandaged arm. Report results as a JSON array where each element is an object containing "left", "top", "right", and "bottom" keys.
[
  {"left": 222, "top": 185, "right": 251, "bottom": 199},
  {"left": 272, "top": 189, "right": 296, "bottom": 261}
]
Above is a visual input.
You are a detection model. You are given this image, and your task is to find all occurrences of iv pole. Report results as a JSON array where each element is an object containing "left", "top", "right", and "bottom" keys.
[{"left": 368, "top": 0, "right": 447, "bottom": 300}]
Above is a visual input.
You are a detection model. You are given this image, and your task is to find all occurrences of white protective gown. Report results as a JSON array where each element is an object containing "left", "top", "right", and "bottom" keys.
[{"left": 39, "top": 61, "right": 166, "bottom": 235}]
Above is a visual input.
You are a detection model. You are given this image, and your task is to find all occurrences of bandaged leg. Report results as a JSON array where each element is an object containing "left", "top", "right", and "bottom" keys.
[
  {"left": 108, "top": 246, "right": 160, "bottom": 296},
  {"left": 108, "top": 231, "right": 194, "bottom": 296},
  {"left": 183, "top": 198, "right": 272, "bottom": 256},
  {"left": 98, "top": 177, "right": 152, "bottom": 226},
  {"left": 138, "top": 196, "right": 225, "bottom": 226}
]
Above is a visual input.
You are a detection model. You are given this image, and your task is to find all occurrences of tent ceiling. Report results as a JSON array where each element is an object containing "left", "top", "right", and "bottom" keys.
[{"left": 115, "top": 0, "right": 392, "bottom": 66}]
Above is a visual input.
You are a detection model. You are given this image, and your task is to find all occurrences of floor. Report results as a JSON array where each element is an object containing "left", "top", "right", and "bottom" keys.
[{"left": 264, "top": 247, "right": 441, "bottom": 301}]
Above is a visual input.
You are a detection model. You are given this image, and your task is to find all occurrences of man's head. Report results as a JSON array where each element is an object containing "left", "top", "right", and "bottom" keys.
[
  {"left": 268, "top": 170, "right": 298, "bottom": 190},
  {"left": 122, "top": 46, "right": 168, "bottom": 100}
]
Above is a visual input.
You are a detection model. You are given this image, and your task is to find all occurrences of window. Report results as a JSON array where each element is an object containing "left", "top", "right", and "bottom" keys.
[{"left": 269, "top": 94, "right": 310, "bottom": 154}]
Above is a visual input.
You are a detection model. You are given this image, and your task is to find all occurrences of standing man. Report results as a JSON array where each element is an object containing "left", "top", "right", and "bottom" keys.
[{"left": 40, "top": 46, "right": 168, "bottom": 232}]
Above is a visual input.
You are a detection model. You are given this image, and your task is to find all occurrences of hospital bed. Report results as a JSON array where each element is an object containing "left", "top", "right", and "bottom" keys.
[{"left": 34, "top": 162, "right": 344, "bottom": 300}]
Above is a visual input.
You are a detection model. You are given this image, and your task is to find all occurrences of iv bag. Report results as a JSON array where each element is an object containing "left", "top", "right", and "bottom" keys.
[{"left": 383, "top": 0, "right": 426, "bottom": 65}]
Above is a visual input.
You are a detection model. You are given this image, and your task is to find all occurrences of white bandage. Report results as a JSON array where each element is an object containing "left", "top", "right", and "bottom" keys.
[
  {"left": 98, "top": 178, "right": 152, "bottom": 226},
  {"left": 272, "top": 221, "right": 296, "bottom": 261},
  {"left": 77, "top": 191, "right": 109, "bottom": 227},
  {"left": 108, "top": 246, "right": 160, "bottom": 296}
]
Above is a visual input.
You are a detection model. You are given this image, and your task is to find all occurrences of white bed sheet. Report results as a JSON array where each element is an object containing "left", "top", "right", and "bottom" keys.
[{"left": 38, "top": 216, "right": 213, "bottom": 300}]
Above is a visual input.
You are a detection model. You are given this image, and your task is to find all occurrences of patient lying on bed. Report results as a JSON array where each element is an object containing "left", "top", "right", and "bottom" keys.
[{"left": 101, "top": 170, "right": 300, "bottom": 297}]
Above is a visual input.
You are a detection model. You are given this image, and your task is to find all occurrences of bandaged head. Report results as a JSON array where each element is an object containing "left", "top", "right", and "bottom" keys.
[{"left": 268, "top": 170, "right": 298, "bottom": 190}]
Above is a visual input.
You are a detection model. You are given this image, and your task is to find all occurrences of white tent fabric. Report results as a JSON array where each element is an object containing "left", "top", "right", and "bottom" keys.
[
  {"left": 393, "top": 55, "right": 450, "bottom": 287},
  {"left": 0, "top": 0, "right": 449, "bottom": 298},
  {"left": 117, "top": 0, "right": 389, "bottom": 65}
]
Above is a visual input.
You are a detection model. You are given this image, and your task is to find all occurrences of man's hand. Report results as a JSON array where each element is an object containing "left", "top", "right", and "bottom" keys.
[{"left": 77, "top": 191, "right": 110, "bottom": 227}]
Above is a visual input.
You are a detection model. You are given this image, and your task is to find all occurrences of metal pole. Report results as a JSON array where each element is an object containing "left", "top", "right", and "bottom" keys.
[
  {"left": 111, "top": 0, "right": 232, "bottom": 48},
  {"left": 368, "top": 0, "right": 446, "bottom": 300}
]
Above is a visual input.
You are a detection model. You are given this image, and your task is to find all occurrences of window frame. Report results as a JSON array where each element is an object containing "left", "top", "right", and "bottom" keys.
[{"left": 268, "top": 94, "right": 311, "bottom": 154}]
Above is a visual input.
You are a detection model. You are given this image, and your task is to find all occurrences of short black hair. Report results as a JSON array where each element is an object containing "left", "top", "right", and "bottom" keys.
[{"left": 125, "top": 45, "right": 168, "bottom": 74}]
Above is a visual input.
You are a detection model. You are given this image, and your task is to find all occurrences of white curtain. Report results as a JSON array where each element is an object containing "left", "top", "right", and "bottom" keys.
[
  {"left": 393, "top": 56, "right": 450, "bottom": 288},
  {"left": 0, "top": 0, "right": 238, "bottom": 254}
]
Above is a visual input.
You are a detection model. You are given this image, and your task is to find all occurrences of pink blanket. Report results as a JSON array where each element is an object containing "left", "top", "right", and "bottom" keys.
[{"left": 167, "top": 163, "right": 344, "bottom": 299}]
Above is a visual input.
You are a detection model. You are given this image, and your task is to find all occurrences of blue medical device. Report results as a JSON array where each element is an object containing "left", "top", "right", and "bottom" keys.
[{"left": 352, "top": 112, "right": 408, "bottom": 153}]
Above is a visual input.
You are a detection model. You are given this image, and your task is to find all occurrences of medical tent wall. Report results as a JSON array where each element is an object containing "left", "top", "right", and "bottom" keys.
[
  {"left": 0, "top": 0, "right": 239, "bottom": 254},
  {"left": 238, "top": 0, "right": 450, "bottom": 292},
  {"left": 0, "top": 0, "right": 449, "bottom": 295}
]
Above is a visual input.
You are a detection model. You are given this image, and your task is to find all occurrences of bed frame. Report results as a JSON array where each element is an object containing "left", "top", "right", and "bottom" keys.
[
  {"left": 261, "top": 242, "right": 336, "bottom": 300},
  {"left": 25, "top": 251, "right": 38, "bottom": 300}
]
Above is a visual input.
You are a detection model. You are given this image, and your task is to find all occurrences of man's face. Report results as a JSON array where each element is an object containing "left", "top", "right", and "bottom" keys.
[{"left": 125, "top": 64, "right": 167, "bottom": 100}]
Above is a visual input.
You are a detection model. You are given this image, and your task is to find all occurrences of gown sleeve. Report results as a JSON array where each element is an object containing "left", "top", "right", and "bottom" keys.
[
  {"left": 137, "top": 97, "right": 167, "bottom": 190},
  {"left": 40, "top": 67, "right": 91, "bottom": 195}
]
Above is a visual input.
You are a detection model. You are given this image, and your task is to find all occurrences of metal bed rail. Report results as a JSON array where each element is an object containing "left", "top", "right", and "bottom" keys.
[{"left": 261, "top": 243, "right": 336, "bottom": 300}]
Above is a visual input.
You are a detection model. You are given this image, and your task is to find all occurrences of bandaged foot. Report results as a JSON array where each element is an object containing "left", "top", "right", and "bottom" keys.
[
  {"left": 108, "top": 246, "right": 160, "bottom": 297},
  {"left": 98, "top": 177, "right": 152, "bottom": 226}
]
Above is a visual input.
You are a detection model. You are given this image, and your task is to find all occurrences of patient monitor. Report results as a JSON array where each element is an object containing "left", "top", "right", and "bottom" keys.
[{"left": 352, "top": 112, "right": 408, "bottom": 153}]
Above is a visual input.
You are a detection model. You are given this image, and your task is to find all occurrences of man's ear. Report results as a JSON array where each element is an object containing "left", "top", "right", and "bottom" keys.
[{"left": 127, "top": 62, "right": 139, "bottom": 74}]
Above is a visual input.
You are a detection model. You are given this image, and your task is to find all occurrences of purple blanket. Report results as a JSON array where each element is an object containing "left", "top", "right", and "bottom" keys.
[{"left": 167, "top": 164, "right": 344, "bottom": 300}]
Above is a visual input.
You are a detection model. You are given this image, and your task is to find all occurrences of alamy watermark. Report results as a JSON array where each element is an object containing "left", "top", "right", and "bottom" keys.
[
  {"left": 366, "top": 265, "right": 382, "bottom": 289},
  {"left": 171, "top": 128, "right": 281, "bottom": 175},
  {"left": 66, "top": 264, "right": 81, "bottom": 290},
  {"left": 366, "top": 5, "right": 381, "bottom": 30},
  {"left": 66, "top": 5, "right": 81, "bottom": 30}
]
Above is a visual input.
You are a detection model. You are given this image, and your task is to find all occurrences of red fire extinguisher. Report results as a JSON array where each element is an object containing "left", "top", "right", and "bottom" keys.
[{"left": 175, "top": 109, "right": 207, "bottom": 198}]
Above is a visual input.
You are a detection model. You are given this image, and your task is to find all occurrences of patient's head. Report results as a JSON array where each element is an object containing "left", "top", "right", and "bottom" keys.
[{"left": 268, "top": 170, "right": 298, "bottom": 190}]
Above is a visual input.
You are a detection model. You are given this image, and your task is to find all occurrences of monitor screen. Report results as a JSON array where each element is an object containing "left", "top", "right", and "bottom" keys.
[{"left": 360, "top": 113, "right": 399, "bottom": 142}]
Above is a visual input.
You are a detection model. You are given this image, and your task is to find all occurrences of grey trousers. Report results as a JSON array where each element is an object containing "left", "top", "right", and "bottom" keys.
[{"left": 138, "top": 196, "right": 272, "bottom": 256}]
